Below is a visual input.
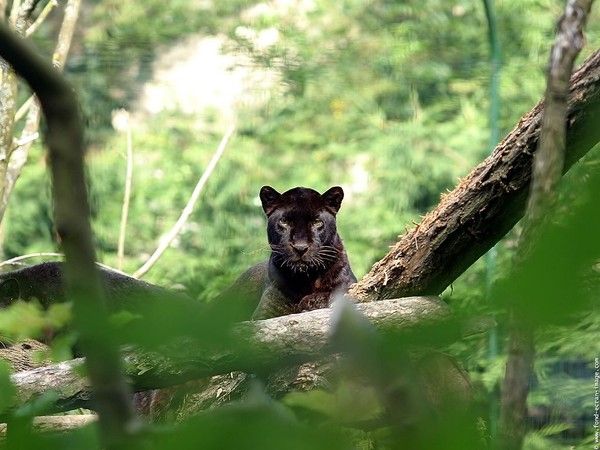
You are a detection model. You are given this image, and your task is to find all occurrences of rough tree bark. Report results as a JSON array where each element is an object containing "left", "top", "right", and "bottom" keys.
[{"left": 349, "top": 48, "right": 600, "bottom": 301}]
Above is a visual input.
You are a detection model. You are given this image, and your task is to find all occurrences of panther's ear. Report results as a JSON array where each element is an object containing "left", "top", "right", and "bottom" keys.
[
  {"left": 259, "top": 186, "right": 281, "bottom": 215},
  {"left": 0, "top": 278, "right": 20, "bottom": 306},
  {"left": 322, "top": 186, "right": 344, "bottom": 214}
]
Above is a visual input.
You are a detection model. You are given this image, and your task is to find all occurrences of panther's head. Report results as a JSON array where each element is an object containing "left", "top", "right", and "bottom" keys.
[{"left": 259, "top": 186, "right": 345, "bottom": 274}]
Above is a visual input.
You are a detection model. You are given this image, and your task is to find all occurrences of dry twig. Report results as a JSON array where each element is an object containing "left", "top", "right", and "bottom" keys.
[
  {"left": 0, "top": 251, "right": 63, "bottom": 268},
  {"left": 116, "top": 111, "right": 134, "bottom": 271},
  {"left": 25, "top": 0, "right": 58, "bottom": 37},
  {"left": 133, "top": 125, "right": 235, "bottom": 279}
]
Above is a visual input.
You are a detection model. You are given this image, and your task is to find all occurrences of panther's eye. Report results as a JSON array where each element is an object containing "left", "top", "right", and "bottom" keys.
[
  {"left": 313, "top": 219, "right": 324, "bottom": 229},
  {"left": 278, "top": 219, "right": 289, "bottom": 229}
]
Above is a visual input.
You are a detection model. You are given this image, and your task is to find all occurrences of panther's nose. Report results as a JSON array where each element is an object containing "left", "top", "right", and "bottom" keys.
[{"left": 291, "top": 242, "right": 309, "bottom": 256}]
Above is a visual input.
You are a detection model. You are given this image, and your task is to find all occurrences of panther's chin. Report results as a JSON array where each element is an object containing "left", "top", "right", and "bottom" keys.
[{"left": 288, "top": 260, "right": 312, "bottom": 273}]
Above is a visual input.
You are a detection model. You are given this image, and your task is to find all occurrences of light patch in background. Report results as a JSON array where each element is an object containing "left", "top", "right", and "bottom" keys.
[
  {"left": 135, "top": 35, "right": 280, "bottom": 128},
  {"left": 342, "top": 154, "right": 370, "bottom": 203}
]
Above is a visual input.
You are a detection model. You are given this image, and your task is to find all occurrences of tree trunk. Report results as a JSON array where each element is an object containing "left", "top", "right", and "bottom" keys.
[{"left": 349, "top": 49, "right": 600, "bottom": 301}]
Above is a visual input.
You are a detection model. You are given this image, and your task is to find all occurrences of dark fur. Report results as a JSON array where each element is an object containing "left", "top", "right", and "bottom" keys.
[
  {"left": 0, "top": 261, "right": 173, "bottom": 309},
  {"left": 0, "top": 186, "right": 355, "bottom": 322},
  {"left": 0, "top": 186, "right": 356, "bottom": 418},
  {"left": 248, "top": 186, "right": 356, "bottom": 319}
]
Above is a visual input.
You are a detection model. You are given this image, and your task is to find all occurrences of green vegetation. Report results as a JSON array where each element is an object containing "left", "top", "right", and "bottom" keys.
[{"left": 1, "top": 0, "right": 599, "bottom": 448}]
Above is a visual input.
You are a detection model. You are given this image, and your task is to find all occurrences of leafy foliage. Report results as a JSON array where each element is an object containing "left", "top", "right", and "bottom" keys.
[{"left": 0, "top": 0, "right": 599, "bottom": 448}]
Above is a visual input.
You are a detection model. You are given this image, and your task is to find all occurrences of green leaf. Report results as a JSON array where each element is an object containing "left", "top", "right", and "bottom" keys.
[{"left": 0, "top": 361, "right": 16, "bottom": 414}]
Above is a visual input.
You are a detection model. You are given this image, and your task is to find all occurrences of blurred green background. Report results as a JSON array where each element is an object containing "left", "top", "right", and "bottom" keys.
[{"left": 1, "top": 0, "right": 599, "bottom": 448}]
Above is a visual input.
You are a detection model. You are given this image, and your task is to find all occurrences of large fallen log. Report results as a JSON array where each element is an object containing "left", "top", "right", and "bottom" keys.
[
  {"left": 349, "top": 49, "right": 600, "bottom": 301},
  {"left": 7, "top": 297, "right": 448, "bottom": 411}
]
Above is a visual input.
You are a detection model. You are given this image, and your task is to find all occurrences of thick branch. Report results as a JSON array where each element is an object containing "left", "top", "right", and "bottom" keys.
[
  {"left": 7, "top": 297, "right": 448, "bottom": 411},
  {"left": 350, "top": 48, "right": 600, "bottom": 301}
]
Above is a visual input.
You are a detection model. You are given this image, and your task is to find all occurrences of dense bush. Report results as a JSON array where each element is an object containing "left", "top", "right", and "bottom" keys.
[{"left": 1, "top": 1, "right": 599, "bottom": 448}]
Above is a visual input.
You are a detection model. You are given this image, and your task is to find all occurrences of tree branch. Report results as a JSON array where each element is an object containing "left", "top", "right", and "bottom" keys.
[
  {"left": 0, "top": 0, "right": 38, "bottom": 195},
  {"left": 24, "top": 0, "right": 57, "bottom": 37},
  {"left": 526, "top": 0, "right": 593, "bottom": 227},
  {"left": 5, "top": 297, "right": 448, "bottom": 412},
  {"left": 498, "top": 2, "right": 594, "bottom": 449},
  {"left": 8, "top": 0, "right": 22, "bottom": 24},
  {"left": 0, "top": 24, "right": 136, "bottom": 446},
  {"left": 349, "top": 47, "right": 600, "bottom": 301},
  {"left": 13, "top": 94, "right": 34, "bottom": 123},
  {"left": 116, "top": 111, "right": 134, "bottom": 271},
  {"left": 0, "top": 252, "right": 63, "bottom": 268}
]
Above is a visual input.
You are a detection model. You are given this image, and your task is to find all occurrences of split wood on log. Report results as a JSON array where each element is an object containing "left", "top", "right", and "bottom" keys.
[
  {"left": 7, "top": 297, "right": 447, "bottom": 411},
  {"left": 349, "top": 49, "right": 600, "bottom": 301}
]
